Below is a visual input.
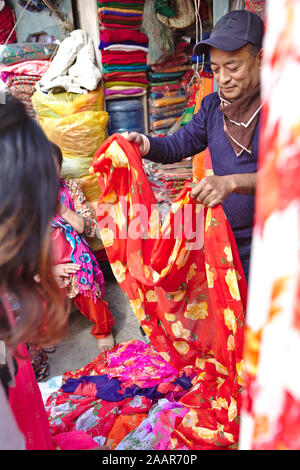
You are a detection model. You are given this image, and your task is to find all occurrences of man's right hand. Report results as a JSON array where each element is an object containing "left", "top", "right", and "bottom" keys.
[{"left": 122, "top": 131, "right": 150, "bottom": 156}]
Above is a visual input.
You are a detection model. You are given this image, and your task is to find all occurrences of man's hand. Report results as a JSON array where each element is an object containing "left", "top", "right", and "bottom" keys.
[
  {"left": 190, "top": 173, "right": 256, "bottom": 207},
  {"left": 122, "top": 131, "right": 150, "bottom": 156},
  {"left": 191, "top": 175, "right": 235, "bottom": 207}
]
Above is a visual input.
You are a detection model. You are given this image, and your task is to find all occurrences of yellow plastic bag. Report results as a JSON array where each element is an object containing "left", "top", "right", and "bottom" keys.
[
  {"left": 32, "top": 87, "right": 108, "bottom": 253},
  {"left": 32, "top": 87, "right": 108, "bottom": 176}
]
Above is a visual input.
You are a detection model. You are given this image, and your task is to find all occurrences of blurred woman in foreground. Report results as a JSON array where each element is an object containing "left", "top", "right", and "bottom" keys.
[{"left": 0, "top": 96, "right": 68, "bottom": 449}]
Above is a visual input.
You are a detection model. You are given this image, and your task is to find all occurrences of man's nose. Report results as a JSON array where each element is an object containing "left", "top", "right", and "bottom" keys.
[{"left": 219, "top": 68, "right": 231, "bottom": 84}]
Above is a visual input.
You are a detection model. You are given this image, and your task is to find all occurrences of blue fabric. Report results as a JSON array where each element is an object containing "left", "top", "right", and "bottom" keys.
[
  {"left": 146, "top": 92, "right": 259, "bottom": 282},
  {"left": 62, "top": 373, "right": 193, "bottom": 402},
  {"left": 62, "top": 375, "right": 126, "bottom": 402}
]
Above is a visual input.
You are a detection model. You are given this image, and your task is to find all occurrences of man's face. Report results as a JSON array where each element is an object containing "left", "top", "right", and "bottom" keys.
[{"left": 210, "top": 45, "right": 262, "bottom": 100}]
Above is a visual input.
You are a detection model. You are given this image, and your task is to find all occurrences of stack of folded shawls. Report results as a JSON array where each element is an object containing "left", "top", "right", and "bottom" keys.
[
  {"left": 99, "top": 21, "right": 149, "bottom": 98},
  {"left": 144, "top": 159, "right": 193, "bottom": 221},
  {"left": 98, "top": 0, "right": 145, "bottom": 29},
  {"left": 147, "top": 39, "right": 192, "bottom": 134},
  {"left": 0, "top": 59, "right": 51, "bottom": 118}
]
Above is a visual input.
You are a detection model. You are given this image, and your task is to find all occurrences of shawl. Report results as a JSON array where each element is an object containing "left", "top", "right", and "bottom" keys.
[
  {"left": 219, "top": 84, "right": 262, "bottom": 157},
  {"left": 52, "top": 179, "right": 105, "bottom": 301},
  {"left": 90, "top": 134, "right": 248, "bottom": 449}
]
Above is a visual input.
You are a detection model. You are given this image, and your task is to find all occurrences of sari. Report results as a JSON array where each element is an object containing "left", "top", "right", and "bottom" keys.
[{"left": 90, "top": 134, "right": 247, "bottom": 449}]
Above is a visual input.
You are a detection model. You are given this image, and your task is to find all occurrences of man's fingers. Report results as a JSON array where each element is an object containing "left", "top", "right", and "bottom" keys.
[
  {"left": 191, "top": 182, "right": 213, "bottom": 203},
  {"left": 190, "top": 180, "right": 205, "bottom": 199},
  {"left": 122, "top": 131, "right": 140, "bottom": 142},
  {"left": 121, "top": 132, "right": 149, "bottom": 156}
]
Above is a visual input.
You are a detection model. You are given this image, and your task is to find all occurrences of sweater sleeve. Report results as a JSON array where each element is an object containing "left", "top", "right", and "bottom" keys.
[{"left": 144, "top": 94, "right": 211, "bottom": 164}]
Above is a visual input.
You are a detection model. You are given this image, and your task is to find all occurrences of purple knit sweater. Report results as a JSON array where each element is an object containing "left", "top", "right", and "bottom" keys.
[{"left": 145, "top": 92, "right": 260, "bottom": 280}]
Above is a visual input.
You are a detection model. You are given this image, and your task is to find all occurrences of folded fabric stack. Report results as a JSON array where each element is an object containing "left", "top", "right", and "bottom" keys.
[
  {"left": 98, "top": 5, "right": 149, "bottom": 99},
  {"left": 147, "top": 39, "right": 193, "bottom": 135},
  {"left": 97, "top": 0, "right": 145, "bottom": 29},
  {"left": 144, "top": 159, "right": 193, "bottom": 222},
  {"left": 0, "top": 59, "right": 51, "bottom": 117},
  {"left": 0, "top": 5, "right": 17, "bottom": 45}
]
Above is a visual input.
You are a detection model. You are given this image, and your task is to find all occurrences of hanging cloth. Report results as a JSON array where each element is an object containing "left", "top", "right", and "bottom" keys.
[{"left": 91, "top": 134, "right": 247, "bottom": 449}]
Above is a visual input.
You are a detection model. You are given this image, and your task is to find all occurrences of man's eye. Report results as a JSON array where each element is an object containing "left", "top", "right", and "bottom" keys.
[{"left": 228, "top": 67, "right": 238, "bottom": 72}]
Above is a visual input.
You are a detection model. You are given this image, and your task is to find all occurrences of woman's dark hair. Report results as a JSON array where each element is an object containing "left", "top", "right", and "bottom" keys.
[
  {"left": 50, "top": 141, "right": 63, "bottom": 169},
  {"left": 0, "top": 96, "right": 68, "bottom": 348}
]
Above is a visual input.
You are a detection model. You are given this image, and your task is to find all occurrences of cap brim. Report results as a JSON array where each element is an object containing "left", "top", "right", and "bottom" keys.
[{"left": 193, "top": 35, "right": 248, "bottom": 56}]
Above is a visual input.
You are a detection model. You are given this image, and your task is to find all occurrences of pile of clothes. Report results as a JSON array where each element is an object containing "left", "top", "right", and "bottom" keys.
[
  {"left": 0, "top": 58, "right": 51, "bottom": 118},
  {"left": 42, "top": 340, "right": 195, "bottom": 450},
  {"left": 97, "top": 0, "right": 144, "bottom": 29},
  {"left": 99, "top": 28, "right": 149, "bottom": 98},
  {"left": 37, "top": 30, "right": 102, "bottom": 94},
  {"left": 147, "top": 38, "right": 193, "bottom": 135},
  {"left": 98, "top": 0, "right": 149, "bottom": 99},
  {"left": 144, "top": 159, "right": 193, "bottom": 222}
]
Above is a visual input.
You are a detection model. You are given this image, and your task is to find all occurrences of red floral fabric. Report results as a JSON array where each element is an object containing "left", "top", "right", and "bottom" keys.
[
  {"left": 90, "top": 134, "right": 247, "bottom": 449},
  {"left": 239, "top": 0, "right": 300, "bottom": 450}
]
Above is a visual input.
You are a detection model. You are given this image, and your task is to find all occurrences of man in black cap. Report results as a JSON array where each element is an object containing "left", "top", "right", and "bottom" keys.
[{"left": 125, "top": 10, "right": 264, "bottom": 283}]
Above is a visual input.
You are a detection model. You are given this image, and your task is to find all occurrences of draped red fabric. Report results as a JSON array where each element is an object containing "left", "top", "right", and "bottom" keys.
[{"left": 90, "top": 134, "right": 247, "bottom": 448}]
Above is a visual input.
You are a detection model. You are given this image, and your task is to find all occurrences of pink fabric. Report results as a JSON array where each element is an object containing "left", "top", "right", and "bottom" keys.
[
  {"left": 52, "top": 430, "right": 99, "bottom": 450},
  {"left": 9, "top": 343, "right": 54, "bottom": 450},
  {"left": 102, "top": 340, "right": 179, "bottom": 388},
  {"left": 0, "top": 60, "right": 50, "bottom": 82}
]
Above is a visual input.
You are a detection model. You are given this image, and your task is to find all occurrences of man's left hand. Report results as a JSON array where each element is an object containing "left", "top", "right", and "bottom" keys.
[{"left": 190, "top": 175, "right": 235, "bottom": 207}]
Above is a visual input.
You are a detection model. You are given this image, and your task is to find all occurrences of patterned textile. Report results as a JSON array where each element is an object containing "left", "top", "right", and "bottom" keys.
[
  {"left": 52, "top": 179, "right": 105, "bottom": 301},
  {"left": 117, "top": 399, "right": 190, "bottom": 450},
  {"left": 46, "top": 387, "right": 152, "bottom": 449},
  {"left": 239, "top": 0, "right": 300, "bottom": 450},
  {"left": 141, "top": 0, "right": 174, "bottom": 65},
  {"left": 90, "top": 134, "right": 247, "bottom": 449},
  {"left": 26, "top": 343, "right": 49, "bottom": 382},
  {"left": 0, "top": 60, "right": 50, "bottom": 82},
  {"left": 45, "top": 340, "right": 193, "bottom": 450},
  {"left": 244, "top": 0, "right": 265, "bottom": 14},
  {"left": 0, "top": 43, "right": 57, "bottom": 65},
  {"left": 5, "top": 74, "right": 40, "bottom": 118}
]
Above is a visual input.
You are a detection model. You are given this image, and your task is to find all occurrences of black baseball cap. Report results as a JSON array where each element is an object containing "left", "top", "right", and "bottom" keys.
[{"left": 193, "top": 10, "right": 264, "bottom": 55}]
